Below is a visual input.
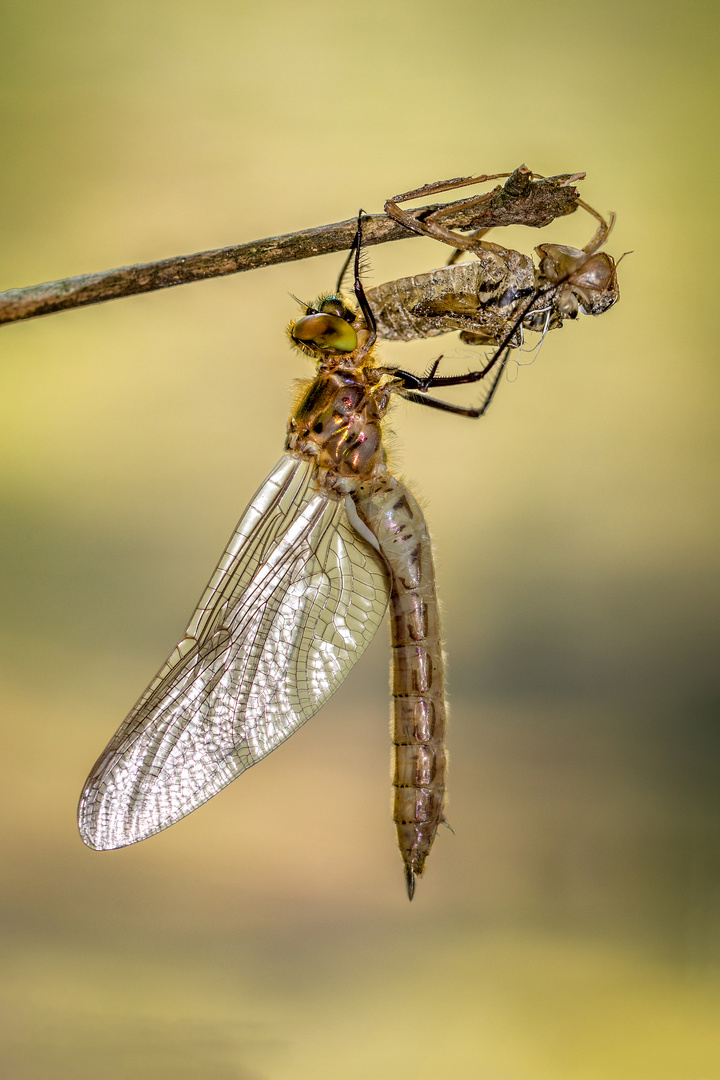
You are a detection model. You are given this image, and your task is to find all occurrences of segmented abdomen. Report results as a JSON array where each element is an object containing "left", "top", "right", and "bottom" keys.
[
  {"left": 367, "top": 248, "right": 536, "bottom": 346},
  {"left": 353, "top": 473, "right": 447, "bottom": 899}
]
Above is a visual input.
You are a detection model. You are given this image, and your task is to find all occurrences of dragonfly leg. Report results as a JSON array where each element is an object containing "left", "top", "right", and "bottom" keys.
[
  {"left": 388, "top": 346, "right": 503, "bottom": 393},
  {"left": 349, "top": 212, "right": 378, "bottom": 359},
  {"left": 419, "top": 303, "right": 525, "bottom": 389},
  {"left": 383, "top": 273, "right": 552, "bottom": 404},
  {"left": 381, "top": 269, "right": 535, "bottom": 400},
  {"left": 419, "top": 349, "right": 505, "bottom": 388},
  {"left": 399, "top": 351, "right": 507, "bottom": 419},
  {"left": 381, "top": 355, "right": 444, "bottom": 392},
  {"left": 335, "top": 244, "right": 355, "bottom": 294}
]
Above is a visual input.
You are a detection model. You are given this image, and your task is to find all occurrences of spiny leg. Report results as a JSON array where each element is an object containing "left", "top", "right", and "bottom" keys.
[
  {"left": 335, "top": 244, "right": 355, "bottom": 295},
  {"left": 399, "top": 347, "right": 509, "bottom": 418},
  {"left": 349, "top": 211, "right": 377, "bottom": 359},
  {"left": 378, "top": 355, "right": 444, "bottom": 393},
  {"left": 383, "top": 279, "right": 554, "bottom": 396}
]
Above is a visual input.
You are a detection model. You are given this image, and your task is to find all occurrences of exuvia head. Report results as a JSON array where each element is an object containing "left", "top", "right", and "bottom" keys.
[{"left": 536, "top": 244, "right": 619, "bottom": 319}]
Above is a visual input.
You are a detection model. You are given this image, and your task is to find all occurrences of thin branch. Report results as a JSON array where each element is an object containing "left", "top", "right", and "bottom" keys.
[{"left": 0, "top": 166, "right": 584, "bottom": 327}]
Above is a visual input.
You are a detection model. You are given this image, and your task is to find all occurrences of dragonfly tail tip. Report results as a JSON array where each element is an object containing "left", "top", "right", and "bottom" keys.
[{"left": 405, "top": 865, "right": 416, "bottom": 901}]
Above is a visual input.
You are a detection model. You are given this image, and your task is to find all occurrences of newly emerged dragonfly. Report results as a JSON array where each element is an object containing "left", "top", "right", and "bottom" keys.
[
  {"left": 79, "top": 189, "right": 619, "bottom": 898},
  {"left": 370, "top": 174, "right": 619, "bottom": 348}
]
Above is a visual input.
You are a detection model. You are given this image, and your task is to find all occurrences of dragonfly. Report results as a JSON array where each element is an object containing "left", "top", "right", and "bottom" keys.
[
  {"left": 78, "top": 189, "right": 619, "bottom": 899},
  {"left": 369, "top": 177, "right": 619, "bottom": 349}
]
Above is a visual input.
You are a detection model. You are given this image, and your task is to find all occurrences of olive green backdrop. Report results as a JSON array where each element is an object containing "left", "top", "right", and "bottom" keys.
[{"left": 1, "top": 0, "right": 718, "bottom": 1077}]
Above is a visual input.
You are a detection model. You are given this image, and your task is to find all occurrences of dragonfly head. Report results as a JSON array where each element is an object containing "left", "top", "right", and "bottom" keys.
[{"left": 289, "top": 294, "right": 359, "bottom": 358}]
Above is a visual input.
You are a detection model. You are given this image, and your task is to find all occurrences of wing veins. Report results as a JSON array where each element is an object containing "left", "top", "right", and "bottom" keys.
[{"left": 79, "top": 455, "right": 391, "bottom": 849}]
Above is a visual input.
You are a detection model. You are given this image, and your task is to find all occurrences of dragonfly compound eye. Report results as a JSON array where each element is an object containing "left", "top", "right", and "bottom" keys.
[
  {"left": 318, "top": 295, "right": 357, "bottom": 323},
  {"left": 291, "top": 312, "right": 358, "bottom": 353}
]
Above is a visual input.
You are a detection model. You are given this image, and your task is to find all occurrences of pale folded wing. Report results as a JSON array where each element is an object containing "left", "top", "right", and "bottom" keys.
[{"left": 78, "top": 454, "right": 390, "bottom": 850}]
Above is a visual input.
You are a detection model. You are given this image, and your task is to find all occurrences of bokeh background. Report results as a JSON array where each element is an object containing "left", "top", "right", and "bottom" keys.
[{"left": 1, "top": 1, "right": 718, "bottom": 1077}]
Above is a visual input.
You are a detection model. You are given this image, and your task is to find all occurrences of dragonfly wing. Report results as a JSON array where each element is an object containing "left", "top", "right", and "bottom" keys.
[{"left": 78, "top": 454, "right": 390, "bottom": 850}]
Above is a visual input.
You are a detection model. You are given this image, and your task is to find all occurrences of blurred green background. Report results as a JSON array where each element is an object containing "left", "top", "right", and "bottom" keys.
[{"left": 1, "top": 0, "right": 719, "bottom": 1077}]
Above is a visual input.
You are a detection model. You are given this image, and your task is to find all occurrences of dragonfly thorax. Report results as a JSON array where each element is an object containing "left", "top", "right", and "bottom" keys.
[{"left": 286, "top": 369, "right": 389, "bottom": 490}]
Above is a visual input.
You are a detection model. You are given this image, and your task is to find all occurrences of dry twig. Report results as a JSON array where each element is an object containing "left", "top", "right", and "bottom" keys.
[{"left": 0, "top": 166, "right": 584, "bottom": 326}]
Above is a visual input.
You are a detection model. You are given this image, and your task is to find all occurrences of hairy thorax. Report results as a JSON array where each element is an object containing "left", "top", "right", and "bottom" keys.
[{"left": 285, "top": 366, "right": 391, "bottom": 493}]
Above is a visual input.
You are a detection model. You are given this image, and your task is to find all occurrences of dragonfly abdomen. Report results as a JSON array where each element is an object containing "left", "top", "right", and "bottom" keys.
[{"left": 353, "top": 474, "right": 447, "bottom": 900}]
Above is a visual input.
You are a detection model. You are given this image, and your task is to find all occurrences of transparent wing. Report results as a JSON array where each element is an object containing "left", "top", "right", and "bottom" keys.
[{"left": 79, "top": 454, "right": 390, "bottom": 850}]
